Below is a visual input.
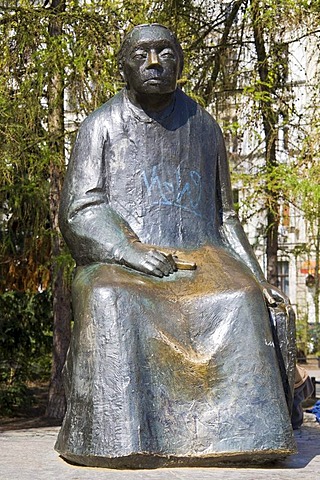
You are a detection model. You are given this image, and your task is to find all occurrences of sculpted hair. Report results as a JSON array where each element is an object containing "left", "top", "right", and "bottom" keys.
[{"left": 118, "top": 23, "right": 184, "bottom": 78}]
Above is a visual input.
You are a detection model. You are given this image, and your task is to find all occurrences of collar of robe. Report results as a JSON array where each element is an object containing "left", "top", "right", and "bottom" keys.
[{"left": 123, "top": 88, "right": 177, "bottom": 124}]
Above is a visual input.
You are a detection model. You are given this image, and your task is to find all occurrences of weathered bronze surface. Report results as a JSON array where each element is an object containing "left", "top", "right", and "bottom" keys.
[{"left": 55, "top": 24, "right": 296, "bottom": 468}]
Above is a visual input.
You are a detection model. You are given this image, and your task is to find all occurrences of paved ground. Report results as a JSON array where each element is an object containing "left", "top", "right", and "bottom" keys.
[
  {"left": 0, "top": 413, "right": 319, "bottom": 480},
  {"left": 1, "top": 359, "right": 319, "bottom": 480}
]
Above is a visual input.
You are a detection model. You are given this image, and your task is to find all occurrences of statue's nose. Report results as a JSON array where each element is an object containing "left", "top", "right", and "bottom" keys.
[{"left": 146, "top": 49, "right": 161, "bottom": 68}]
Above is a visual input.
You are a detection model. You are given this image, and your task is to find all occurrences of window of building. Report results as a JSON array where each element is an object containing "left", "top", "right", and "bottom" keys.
[{"left": 278, "top": 260, "right": 289, "bottom": 295}]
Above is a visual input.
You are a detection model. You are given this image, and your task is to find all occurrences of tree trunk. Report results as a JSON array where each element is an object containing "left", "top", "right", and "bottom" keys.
[
  {"left": 202, "top": 0, "right": 245, "bottom": 105},
  {"left": 47, "top": 264, "right": 71, "bottom": 418},
  {"left": 251, "top": 0, "right": 279, "bottom": 286},
  {"left": 266, "top": 206, "right": 279, "bottom": 286},
  {"left": 46, "top": 0, "right": 71, "bottom": 420}
]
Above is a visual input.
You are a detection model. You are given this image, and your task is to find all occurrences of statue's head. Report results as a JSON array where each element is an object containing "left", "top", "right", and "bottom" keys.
[{"left": 118, "top": 24, "right": 184, "bottom": 97}]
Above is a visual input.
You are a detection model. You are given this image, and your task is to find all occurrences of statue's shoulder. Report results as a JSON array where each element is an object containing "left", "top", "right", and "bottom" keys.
[
  {"left": 79, "top": 90, "right": 125, "bottom": 130},
  {"left": 178, "top": 89, "right": 220, "bottom": 131}
]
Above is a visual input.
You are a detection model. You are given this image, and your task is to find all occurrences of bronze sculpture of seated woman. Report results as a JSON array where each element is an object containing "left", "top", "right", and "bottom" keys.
[{"left": 55, "top": 24, "right": 296, "bottom": 468}]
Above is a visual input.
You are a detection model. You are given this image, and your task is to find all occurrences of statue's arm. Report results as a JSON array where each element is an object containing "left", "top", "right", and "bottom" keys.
[
  {"left": 59, "top": 115, "right": 175, "bottom": 277},
  {"left": 216, "top": 124, "right": 290, "bottom": 305}
]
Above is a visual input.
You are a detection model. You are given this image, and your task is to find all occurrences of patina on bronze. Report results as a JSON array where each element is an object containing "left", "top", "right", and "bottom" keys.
[{"left": 55, "top": 24, "right": 296, "bottom": 468}]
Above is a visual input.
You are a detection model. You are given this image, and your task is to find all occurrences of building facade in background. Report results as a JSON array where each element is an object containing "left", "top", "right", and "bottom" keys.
[{"left": 208, "top": 8, "right": 320, "bottom": 352}]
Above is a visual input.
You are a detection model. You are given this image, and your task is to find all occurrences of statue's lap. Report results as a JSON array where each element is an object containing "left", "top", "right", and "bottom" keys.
[
  {"left": 55, "top": 244, "right": 296, "bottom": 466},
  {"left": 74, "top": 245, "right": 261, "bottom": 298}
]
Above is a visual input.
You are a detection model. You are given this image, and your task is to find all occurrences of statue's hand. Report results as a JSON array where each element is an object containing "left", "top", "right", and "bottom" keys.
[
  {"left": 119, "top": 241, "right": 177, "bottom": 278},
  {"left": 260, "top": 281, "right": 290, "bottom": 307}
]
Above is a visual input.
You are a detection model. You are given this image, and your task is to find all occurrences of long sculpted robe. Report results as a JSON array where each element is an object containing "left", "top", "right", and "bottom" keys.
[{"left": 55, "top": 88, "right": 296, "bottom": 467}]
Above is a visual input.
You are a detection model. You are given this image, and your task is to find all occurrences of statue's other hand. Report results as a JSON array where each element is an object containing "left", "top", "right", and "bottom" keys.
[
  {"left": 119, "top": 242, "right": 177, "bottom": 278},
  {"left": 260, "top": 282, "right": 290, "bottom": 307}
]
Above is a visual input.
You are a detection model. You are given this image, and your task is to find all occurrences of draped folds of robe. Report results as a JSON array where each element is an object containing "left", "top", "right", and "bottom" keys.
[{"left": 56, "top": 88, "right": 296, "bottom": 467}]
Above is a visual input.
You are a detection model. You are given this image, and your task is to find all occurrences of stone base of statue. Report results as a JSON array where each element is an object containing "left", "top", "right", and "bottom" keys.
[
  {"left": 59, "top": 451, "right": 294, "bottom": 469},
  {"left": 55, "top": 246, "right": 296, "bottom": 468}
]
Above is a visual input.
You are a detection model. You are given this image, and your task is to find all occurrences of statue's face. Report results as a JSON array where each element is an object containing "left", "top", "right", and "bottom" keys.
[{"left": 123, "top": 26, "right": 181, "bottom": 96}]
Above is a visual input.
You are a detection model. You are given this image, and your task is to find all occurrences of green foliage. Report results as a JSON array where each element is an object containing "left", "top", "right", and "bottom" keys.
[
  {"left": 0, "top": 382, "right": 31, "bottom": 416},
  {"left": 309, "top": 323, "right": 320, "bottom": 355},
  {"left": 0, "top": 290, "right": 53, "bottom": 415}
]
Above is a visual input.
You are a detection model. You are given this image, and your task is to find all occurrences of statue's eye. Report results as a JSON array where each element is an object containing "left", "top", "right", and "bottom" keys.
[
  {"left": 159, "top": 49, "right": 176, "bottom": 59},
  {"left": 132, "top": 50, "right": 147, "bottom": 60}
]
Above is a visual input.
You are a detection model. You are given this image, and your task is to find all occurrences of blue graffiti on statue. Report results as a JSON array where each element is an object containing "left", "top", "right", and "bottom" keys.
[{"left": 142, "top": 164, "right": 202, "bottom": 217}]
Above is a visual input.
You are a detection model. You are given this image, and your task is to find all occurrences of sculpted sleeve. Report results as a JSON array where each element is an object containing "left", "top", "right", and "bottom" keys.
[
  {"left": 58, "top": 107, "right": 139, "bottom": 265},
  {"left": 216, "top": 123, "right": 266, "bottom": 283}
]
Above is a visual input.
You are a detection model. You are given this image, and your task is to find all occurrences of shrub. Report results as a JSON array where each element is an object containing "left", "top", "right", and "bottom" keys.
[{"left": 0, "top": 290, "right": 52, "bottom": 415}]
